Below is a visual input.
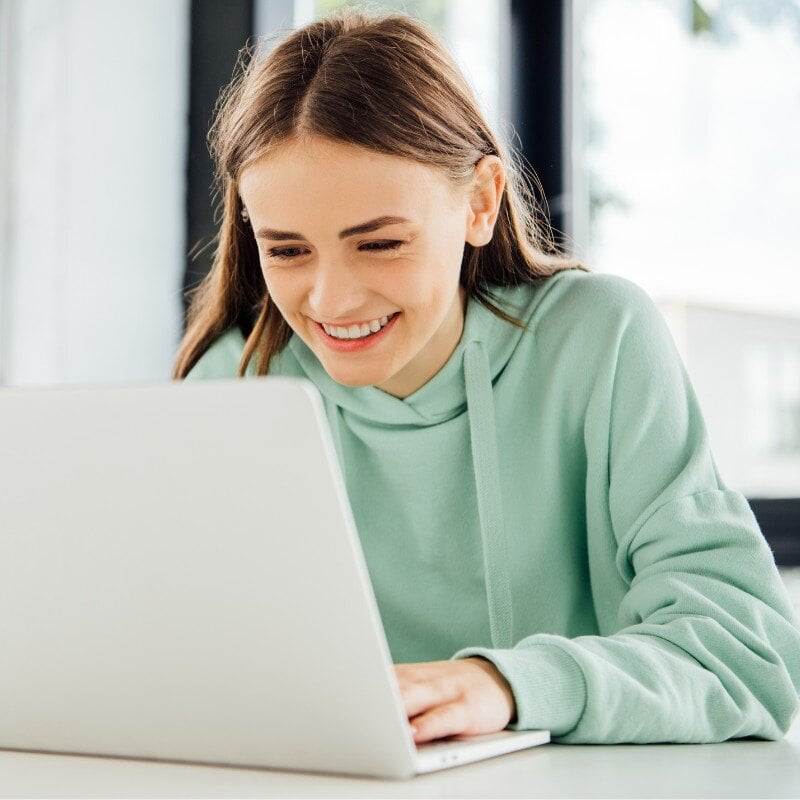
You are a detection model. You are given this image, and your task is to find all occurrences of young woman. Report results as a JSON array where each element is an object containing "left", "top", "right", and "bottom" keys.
[{"left": 174, "top": 8, "right": 800, "bottom": 745}]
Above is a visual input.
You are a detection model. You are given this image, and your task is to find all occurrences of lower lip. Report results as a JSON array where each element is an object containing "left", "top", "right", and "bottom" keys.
[{"left": 313, "top": 313, "right": 400, "bottom": 352}]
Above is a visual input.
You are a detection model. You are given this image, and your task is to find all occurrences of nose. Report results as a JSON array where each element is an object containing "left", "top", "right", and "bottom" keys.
[{"left": 307, "top": 261, "right": 370, "bottom": 321}]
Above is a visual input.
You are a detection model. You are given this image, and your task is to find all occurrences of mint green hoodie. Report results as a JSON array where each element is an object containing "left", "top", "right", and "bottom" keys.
[{"left": 185, "top": 268, "right": 800, "bottom": 742}]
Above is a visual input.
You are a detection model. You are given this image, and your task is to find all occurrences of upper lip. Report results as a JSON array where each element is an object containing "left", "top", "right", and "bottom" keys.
[{"left": 314, "top": 313, "right": 397, "bottom": 327}]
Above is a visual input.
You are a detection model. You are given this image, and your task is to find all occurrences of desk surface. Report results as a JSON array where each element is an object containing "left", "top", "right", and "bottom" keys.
[{"left": 2, "top": 720, "right": 799, "bottom": 799}]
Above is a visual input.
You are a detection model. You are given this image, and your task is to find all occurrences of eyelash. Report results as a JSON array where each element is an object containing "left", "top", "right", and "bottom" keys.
[{"left": 266, "top": 241, "right": 403, "bottom": 261}]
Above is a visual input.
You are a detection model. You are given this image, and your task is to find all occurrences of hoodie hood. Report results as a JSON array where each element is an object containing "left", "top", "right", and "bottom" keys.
[{"left": 287, "top": 282, "right": 534, "bottom": 426}]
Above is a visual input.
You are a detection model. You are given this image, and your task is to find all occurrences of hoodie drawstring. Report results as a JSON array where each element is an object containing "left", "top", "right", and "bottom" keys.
[
  {"left": 463, "top": 341, "right": 514, "bottom": 649},
  {"left": 328, "top": 403, "right": 347, "bottom": 475}
]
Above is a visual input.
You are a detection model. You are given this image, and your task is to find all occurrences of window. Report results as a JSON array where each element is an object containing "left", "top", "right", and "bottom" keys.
[{"left": 572, "top": 0, "right": 800, "bottom": 499}]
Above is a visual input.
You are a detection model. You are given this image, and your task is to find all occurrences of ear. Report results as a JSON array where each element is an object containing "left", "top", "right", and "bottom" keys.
[{"left": 465, "top": 155, "right": 506, "bottom": 247}]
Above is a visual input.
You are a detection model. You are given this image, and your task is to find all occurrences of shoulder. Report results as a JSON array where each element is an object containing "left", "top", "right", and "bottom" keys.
[
  {"left": 184, "top": 327, "right": 247, "bottom": 380},
  {"left": 183, "top": 327, "right": 302, "bottom": 380},
  {"left": 492, "top": 270, "right": 677, "bottom": 386},
  {"left": 529, "top": 270, "right": 685, "bottom": 397},
  {"left": 529, "top": 269, "right": 657, "bottom": 322},
  {"left": 509, "top": 269, "right": 667, "bottom": 343}
]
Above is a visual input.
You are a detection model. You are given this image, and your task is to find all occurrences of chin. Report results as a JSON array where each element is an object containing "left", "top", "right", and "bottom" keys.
[{"left": 323, "top": 365, "right": 386, "bottom": 389}]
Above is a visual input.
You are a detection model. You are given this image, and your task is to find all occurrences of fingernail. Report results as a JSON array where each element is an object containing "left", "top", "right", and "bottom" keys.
[{"left": 410, "top": 725, "right": 418, "bottom": 735}]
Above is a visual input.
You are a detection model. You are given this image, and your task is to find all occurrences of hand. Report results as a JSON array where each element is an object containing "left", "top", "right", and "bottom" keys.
[{"left": 394, "top": 657, "right": 517, "bottom": 744}]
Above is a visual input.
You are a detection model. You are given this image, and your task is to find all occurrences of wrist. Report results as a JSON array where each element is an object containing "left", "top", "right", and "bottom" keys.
[{"left": 467, "top": 656, "right": 518, "bottom": 724}]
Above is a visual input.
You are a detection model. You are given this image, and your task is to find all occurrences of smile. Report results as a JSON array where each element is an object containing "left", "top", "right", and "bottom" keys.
[
  {"left": 314, "top": 312, "right": 401, "bottom": 352},
  {"left": 320, "top": 313, "right": 399, "bottom": 340}
]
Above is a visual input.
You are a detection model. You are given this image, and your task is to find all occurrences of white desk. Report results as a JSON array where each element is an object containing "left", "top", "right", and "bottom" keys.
[{"left": 2, "top": 720, "right": 799, "bottom": 798}]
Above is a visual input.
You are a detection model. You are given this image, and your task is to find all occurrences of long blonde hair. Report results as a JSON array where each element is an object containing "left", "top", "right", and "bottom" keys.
[{"left": 173, "top": 7, "right": 587, "bottom": 379}]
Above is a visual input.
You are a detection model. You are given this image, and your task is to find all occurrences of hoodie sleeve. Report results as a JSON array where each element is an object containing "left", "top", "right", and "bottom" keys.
[{"left": 453, "top": 276, "right": 800, "bottom": 743}]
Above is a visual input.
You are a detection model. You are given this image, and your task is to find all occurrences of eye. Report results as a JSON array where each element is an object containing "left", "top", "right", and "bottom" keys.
[
  {"left": 360, "top": 240, "right": 403, "bottom": 253},
  {"left": 266, "top": 241, "right": 403, "bottom": 260},
  {"left": 266, "top": 246, "right": 307, "bottom": 261}
]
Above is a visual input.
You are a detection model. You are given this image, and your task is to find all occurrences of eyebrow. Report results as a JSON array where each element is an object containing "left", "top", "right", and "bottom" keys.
[{"left": 255, "top": 215, "right": 412, "bottom": 241}]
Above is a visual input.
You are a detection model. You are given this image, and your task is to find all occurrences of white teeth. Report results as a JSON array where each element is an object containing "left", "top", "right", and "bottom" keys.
[{"left": 322, "top": 313, "right": 395, "bottom": 340}]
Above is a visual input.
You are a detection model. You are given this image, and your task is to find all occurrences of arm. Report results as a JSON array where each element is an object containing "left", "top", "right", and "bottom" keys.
[{"left": 453, "top": 279, "right": 800, "bottom": 743}]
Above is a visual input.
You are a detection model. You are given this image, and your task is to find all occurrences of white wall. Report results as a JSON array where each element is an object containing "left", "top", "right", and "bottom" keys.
[{"left": 0, "top": 0, "right": 189, "bottom": 387}]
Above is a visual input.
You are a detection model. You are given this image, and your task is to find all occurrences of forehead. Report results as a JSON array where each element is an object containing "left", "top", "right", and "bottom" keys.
[{"left": 238, "top": 137, "right": 460, "bottom": 216}]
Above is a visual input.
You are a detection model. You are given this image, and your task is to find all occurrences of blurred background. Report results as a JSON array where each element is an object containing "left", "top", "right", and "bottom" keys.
[{"left": 0, "top": 0, "right": 798, "bottom": 595}]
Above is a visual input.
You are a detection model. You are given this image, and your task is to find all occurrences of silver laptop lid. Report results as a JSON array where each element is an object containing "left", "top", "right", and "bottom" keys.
[{"left": 0, "top": 377, "right": 417, "bottom": 778}]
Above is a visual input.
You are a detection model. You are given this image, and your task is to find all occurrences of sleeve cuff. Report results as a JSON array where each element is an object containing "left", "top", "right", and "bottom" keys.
[{"left": 452, "top": 642, "right": 587, "bottom": 737}]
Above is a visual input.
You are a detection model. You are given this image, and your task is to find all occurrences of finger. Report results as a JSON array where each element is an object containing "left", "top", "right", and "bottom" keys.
[
  {"left": 397, "top": 676, "right": 462, "bottom": 719},
  {"left": 394, "top": 662, "right": 440, "bottom": 681},
  {"left": 410, "top": 701, "right": 470, "bottom": 744}
]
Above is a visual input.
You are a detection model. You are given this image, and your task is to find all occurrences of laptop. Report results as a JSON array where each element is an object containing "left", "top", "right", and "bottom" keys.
[{"left": 0, "top": 376, "right": 549, "bottom": 779}]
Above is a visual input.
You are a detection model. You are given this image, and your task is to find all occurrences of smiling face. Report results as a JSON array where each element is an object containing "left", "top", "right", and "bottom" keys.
[{"left": 238, "top": 136, "right": 503, "bottom": 398}]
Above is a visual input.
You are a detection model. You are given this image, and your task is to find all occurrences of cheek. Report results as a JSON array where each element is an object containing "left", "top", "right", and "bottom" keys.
[
  {"left": 262, "top": 271, "right": 300, "bottom": 325},
  {"left": 399, "top": 254, "right": 461, "bottom": 310},
  {"left": 262, "top": 267, "right": 292, "bottom": 299}
]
